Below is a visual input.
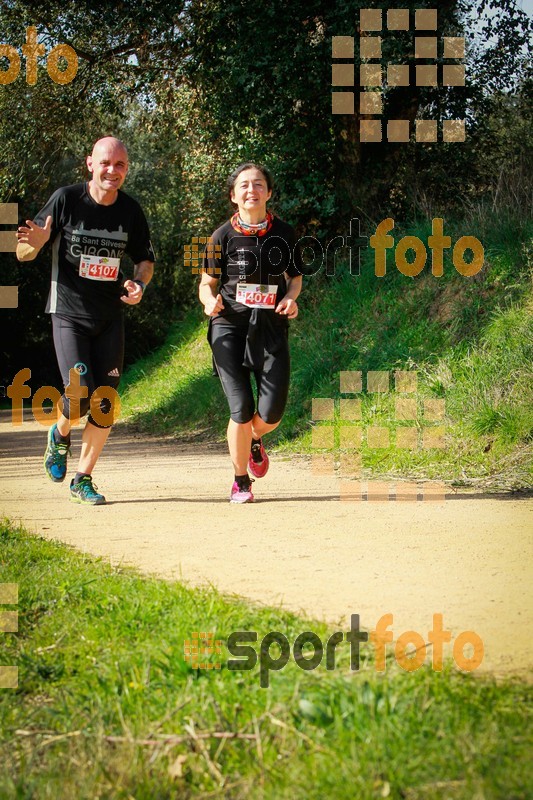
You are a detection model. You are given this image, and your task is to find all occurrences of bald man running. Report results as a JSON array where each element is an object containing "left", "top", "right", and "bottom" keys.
[{"left": 16, "top": 137, "right": 155, "bottom": 505}]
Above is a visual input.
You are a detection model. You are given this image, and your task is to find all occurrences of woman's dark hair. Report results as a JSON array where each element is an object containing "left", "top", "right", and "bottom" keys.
[{"left": 227, "top": 162, "right": 273, "bottom": 202}]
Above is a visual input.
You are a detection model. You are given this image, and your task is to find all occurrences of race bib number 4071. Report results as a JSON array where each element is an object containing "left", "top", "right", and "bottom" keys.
[
  {"left": 79, "top": 255, "right": 120, "bottom": 281},
  {"left": 236, "top": 282, "right": 277, "bottom": 309}
]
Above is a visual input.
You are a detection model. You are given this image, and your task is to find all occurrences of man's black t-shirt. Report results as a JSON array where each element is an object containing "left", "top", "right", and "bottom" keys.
[
  {"left": 203, "top": 217, "right": 303, "bottom": 321},
  {"left": 34, "top": 183, "right": 155, "bottom": 319}
]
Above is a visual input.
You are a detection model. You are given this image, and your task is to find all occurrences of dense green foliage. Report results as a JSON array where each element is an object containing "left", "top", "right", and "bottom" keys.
[
  {"left": 0, "top": 0, "right": 531, "bottom": 386},
  {"left": 1, "top": 519, "right": 531, "bottom": 798}
]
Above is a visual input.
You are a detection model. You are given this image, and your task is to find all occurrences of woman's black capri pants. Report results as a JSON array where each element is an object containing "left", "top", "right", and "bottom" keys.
[{"left": 209, "top": 317, "right": 290, "bottom": 425}]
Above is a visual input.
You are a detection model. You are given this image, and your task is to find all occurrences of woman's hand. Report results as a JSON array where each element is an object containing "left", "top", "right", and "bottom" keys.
[
  {"left": 277, "top": 274, "right": 302, "bottom": 319},
  {"left": 275, "top": 297, "right": 298, "bottom": 318},
  {"left": 204, "top": 292, "right": 225, "bottom": 317},
  {"left": 199, "top": 272, "right": 224, "bottom": 316}
]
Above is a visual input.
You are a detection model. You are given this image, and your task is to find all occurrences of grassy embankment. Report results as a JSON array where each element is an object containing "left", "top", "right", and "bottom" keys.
[
  {"left": 1, "top": 518, "right": 532, "bottom": 799},
  {"left": 120, "top": 214, "right": 533, "bottom": 490}
]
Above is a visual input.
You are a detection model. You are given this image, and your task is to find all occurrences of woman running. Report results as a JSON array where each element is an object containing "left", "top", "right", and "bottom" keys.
[{"left": 199, "top": 163, "right": 303, "bottom": 503}]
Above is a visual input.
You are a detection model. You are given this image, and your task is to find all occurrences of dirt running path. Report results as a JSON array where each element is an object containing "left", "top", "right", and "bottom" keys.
[{"left": 1, "top": 411, "right": 532, "bottom": 676}]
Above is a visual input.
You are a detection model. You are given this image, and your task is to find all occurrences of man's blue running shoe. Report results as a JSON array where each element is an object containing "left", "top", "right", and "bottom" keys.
[
  {"left": 44, "top": 423, "right": 71, "bottom": 482},
  {"left": 70, "top": 476, "right": 106, "bottom": 505}
]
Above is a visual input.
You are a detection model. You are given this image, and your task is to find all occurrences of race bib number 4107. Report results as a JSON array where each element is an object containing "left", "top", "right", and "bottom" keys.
[
  {"left": 236, "top": 282, "right": 277, "bottom": 309},
  {"left": 79, "top": 255, "right": 120, "bottom": 281}
]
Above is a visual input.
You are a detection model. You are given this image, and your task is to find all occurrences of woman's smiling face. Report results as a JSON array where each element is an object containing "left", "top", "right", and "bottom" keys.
[{"left": 230, "top": 167, "right": 272, "bottom": 216}]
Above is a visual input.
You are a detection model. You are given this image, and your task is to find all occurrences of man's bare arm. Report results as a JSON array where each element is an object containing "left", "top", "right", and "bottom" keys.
[{"left": 133, "top": 259, "right": 154, "bottom": 286}]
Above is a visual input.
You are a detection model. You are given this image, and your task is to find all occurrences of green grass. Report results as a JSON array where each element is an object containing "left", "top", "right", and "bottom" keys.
[
  {"left": 119, "top": 309, "right": 227, "bottom": 438},
  {"left": 119, "top": 214, "right": 532, "bottom": 490},
  {"left": 1, "top": 519, "right": 531, "bottom": 799}
]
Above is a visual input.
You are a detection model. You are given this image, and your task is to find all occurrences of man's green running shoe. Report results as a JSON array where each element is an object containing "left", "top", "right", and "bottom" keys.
[
  {"left": 70, "top": 475, "right": 106, "bottom": 505},
  {"left": 44, "top": 423, "right": 71, "bottom": 482}
]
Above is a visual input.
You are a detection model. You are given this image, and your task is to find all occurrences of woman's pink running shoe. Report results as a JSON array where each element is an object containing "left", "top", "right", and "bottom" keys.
[
  {"left": 230, "top": 480, "right": 255, "bottom": 503},
  {"left": 248, "top": 439, "right": 269, "bottom": 478}
]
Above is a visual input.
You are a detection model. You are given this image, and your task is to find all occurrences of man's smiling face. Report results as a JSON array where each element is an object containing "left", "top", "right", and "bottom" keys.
[{"left": 86, "top": 137, "right": 129, "bottom": 199}]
